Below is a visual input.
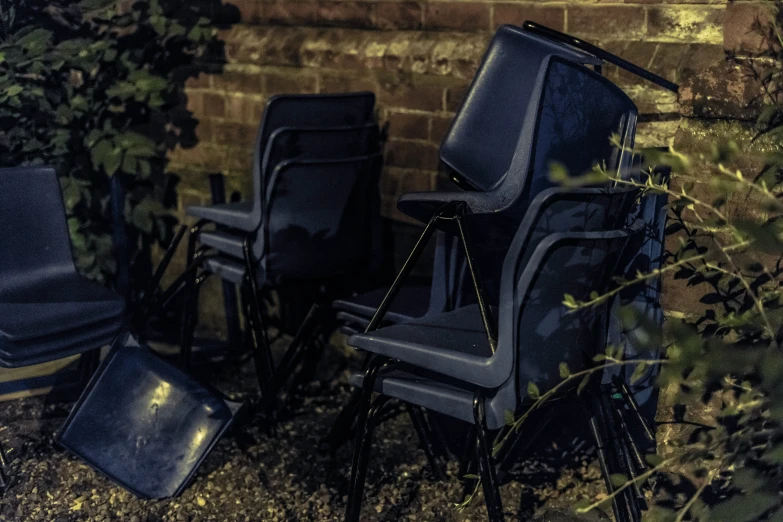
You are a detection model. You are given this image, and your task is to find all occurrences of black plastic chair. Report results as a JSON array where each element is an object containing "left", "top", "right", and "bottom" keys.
[
  {"left": 0, "top": 167, "right": 126, "bottom": 365},
  {"left": 180, "top": 154, "right": 384, "bottom": 411},
  {"left": 186, "top": 92, "right": 377, "bottom": 232},
  {"left": 0, "top": 166, "right": 126, "bottom": 488},
  {"left": 439, "top": 24, "right": 602, "bottom": 192},
  {"left": 195, "top": 123, "right": 381, "bottom": 261},
  {"left": 345, "top": 221, "right": 642, "bottom": 522},
  {"left": 58, "top": 334, "right": 242, "bottom": 499}
]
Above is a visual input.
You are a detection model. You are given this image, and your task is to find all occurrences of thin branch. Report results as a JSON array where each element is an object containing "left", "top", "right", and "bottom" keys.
[{"left": 673, "top": 471, "right": 713, "bottom": 522}]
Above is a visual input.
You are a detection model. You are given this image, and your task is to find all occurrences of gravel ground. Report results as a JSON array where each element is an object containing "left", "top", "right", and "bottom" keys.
[{"left": 0, "top": 332, "right": 614, "bottom": 522}]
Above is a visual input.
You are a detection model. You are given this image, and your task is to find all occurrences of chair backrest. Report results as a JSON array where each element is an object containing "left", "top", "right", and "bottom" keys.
[
  {"left": 506, "top": 55, "right": 637, "bottom": 219},
  {"left": 259, "top": 153, "right": 383, "bottom": 283},
  {"left": 440, "top": 25, "right": 602, "bottom": 192},
  {"left": 250, "top": 92, "right": 376, "bottom": 210},
  {"left": 0, "top": 166, "right": 77, "bottom": 295},
  {"left": 505, "top": 225, "right": 638, "bottom": 406},
  {"left": 261, "top": 123, "right": 380, "bottom": 195},
  {"left": 510, "top": 186, "right": 640, "bottom": 284},
  {"left": 426, "top": 231, "right": 470, "bottom": 315}
]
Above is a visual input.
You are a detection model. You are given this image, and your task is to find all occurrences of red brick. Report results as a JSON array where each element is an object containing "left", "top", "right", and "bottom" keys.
[
  {"left": 430, "top": 115, "right": 453, "bottom": 144},
  {"left": 193, "top": 118, "right": 213, "bottom": 143},
  {"left": 320, "top": 72, "right": 379, "bottom": 94},
  {"left": 264, "top": 70, "right": 317, "bottom": 94},
  {"left": 185, "top": 90, "right": 204, "bottom": 114},
  {"left": 379, "top": 81, "right": 444, "bottom": 112},
  {"left": 317, "top": 1, "right": 373, "bottom": 28},
  {"left": 567, "top": 6, "right": 645, "bottom": 40},
  {"left": 185, "top": 74, "right": 211, "bottom": 90},
  {"left": 212, "top": 69, "right": 263, "bottom": 93},
  {"left": 678, "top": 43, "right": 725, "bottom": 83},
  {"left": 384, "top": 140, "right": 439, "bottom": 169},
  {"left": 232, "top": 0, "right": 263, "bottom": 24},
  {"left": 387, "top": 112, "right": 430, "bottom": 140},
  {"left": 423, "top": 3, "right": 490, "bottom": 32},
  {"left": 493, "top": 4, "right": 564, "bottom": 32},
  {"left": 264, "top": 1, "right": 317, "bottom": 25},
  {"left": 225, "top": 95, "right": 265, "bottom": 124},
  {"left": 614, "top": 41, "right": 657, "bottom": 86},
  {"left": 211, "top": 121, "right": 258, "bottom": 148},
  {"left": 647, "top": 6, "right": 724, "bottom": 43},
  {"left": 375, "top": 2, "right": 422, "bottom": 30},
  {"left": 723, "top": 2, "right": 774, "bottom": 53},
  {"left": 202, "top": 92, "right": 226, "bottom": 118},
  {"left": 444, "top": 84, "right": 468, "bottom": 111}
]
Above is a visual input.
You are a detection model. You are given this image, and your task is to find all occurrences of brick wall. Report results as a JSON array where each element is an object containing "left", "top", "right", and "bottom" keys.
[{"left": 166, "top": 0, "right": 772, "bottom": 329}]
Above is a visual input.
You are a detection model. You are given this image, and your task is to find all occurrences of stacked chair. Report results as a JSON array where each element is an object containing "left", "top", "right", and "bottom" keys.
[
  {"left": 177, "top": 92, "right": 384, "bottom": 411},
  {"left": 0, "top": 166, "right": 127, "bottom": 488},
  {"left": 338, "top": 22, "right": 677, "bottom": 522}
]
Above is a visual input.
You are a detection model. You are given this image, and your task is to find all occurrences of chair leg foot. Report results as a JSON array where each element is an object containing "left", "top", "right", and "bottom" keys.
[{"left": 474, "top": 395, "right": 504, "bottom": 522}]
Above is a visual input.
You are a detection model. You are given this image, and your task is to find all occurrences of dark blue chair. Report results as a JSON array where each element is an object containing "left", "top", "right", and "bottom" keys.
[
  {"left": 180, "top": 153, "right": 383, "bottom": 410},
  {"left": 58, "top": 333, "right": 242, "bottom": 499},
  {"left": 439, "top": 24, "right": 602, "bottom": 192},
  {"left": 0, "top": 166, "right": 126, "bottom": 489},
  {"left": 186, "top": 92, "right": 377, "bottom": 232},
  {"left": 195, "top": 123, "right": 381, "bottom": 261},
  {"left": 344, "top": 220, "right": 642, "bottom": 522},
  {"left": 0, "top": 167, "right": 125, "bottom": 367}
]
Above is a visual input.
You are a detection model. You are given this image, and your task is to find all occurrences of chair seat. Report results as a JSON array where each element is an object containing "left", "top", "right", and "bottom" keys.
[
  {"left": 349, "top": 364, "right": 506, "bottom": 430},
  {"left": 0, "top": 316, "right": 121, "bottom": 362},
  {"left": 0, "top": 320, "right": 122, "bottom": 368},
  {"left": 186, "top": 201, "right": 257, "bottom": 232},
  {"left": 202, "top": 256, "right": 249, "bottom": 285},
  {"left": 58, "top": 335, "right": 243, "bottom": 499},
  {"left": 332, "top": 284, "right": 432, "bottom": 325},
  {"left": 198, "top": 230, "right": 247, "bottom": 260},
  {"left": 0, "top": 275, "right": 125, "bottom": 342},
  {"left": 348, "top": 305, "right": 496, "bottom": 387}
]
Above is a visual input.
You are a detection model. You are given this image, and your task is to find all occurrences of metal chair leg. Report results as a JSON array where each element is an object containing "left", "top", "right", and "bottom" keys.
[
  {"left": 583, "top": 392, "right": 631, "bottom": 522},
  {"left": 345, "top": 361, "right": 391, "bottom": 522},
  {"left": 598, "top": 389, "right": 642, "bottom": 521},
  {"left": 271, "top": 303, "right": 324, "bottom": 393},
  {"left": 179, "top": 222, "right": 208, "bottom": 368},
  {"left": 0, "top": 439, "right": 9, "bottom": 491},
  {"left": 406, "top": 405, "right": 447, "bottom": 481},
  {"left": 242, "top": 277, "right": 276, "bottom": 417},
  {"left": 474, "top": 394, "right": 504, "bottom": 522}
]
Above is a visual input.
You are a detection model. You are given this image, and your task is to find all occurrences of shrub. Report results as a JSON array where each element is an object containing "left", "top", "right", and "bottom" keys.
[{"left": 0, "top": 0, "right": 224, "bottom": 286}]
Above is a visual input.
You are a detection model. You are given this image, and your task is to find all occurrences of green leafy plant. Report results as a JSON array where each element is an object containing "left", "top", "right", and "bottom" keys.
[{"left": 0, "top": 0, "right": 223, "bottom": 285}]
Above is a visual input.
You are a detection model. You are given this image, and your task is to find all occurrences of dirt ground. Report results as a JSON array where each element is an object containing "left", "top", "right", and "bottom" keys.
[{"left": 0, "top": 333, "right": 615, "bottom": 522}]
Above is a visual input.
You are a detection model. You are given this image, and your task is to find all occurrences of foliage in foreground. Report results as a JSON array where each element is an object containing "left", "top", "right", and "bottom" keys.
[{"left": 0, "top": 0, "right": 222, "bottom": 283}]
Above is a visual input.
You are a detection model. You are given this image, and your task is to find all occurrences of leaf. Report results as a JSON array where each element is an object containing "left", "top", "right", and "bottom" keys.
[
  {"left": 559, "top": 363, "right": 570, "bottom": 379},
  {"left": 630, "top": 362, "right": 649, "bottom": 385},
  {"left": 90, "top": 139, "right": 112, "bottom": 171},
  {"left": 710, "top": 492, "right": 779, "bottom": 522},
  {"left": 527, "top": 382, "right": 540, "bottom": 400},
  {"left": 609, "top": 473, "right": 628, "bottom": 488},
  {"left": 644, "top": 454, "right": 663, "bottom": 467},
  {"left": 577, "top": 374, "right": 590, "bottom": 394},
  {"left": 5, "top": 85, "right": 23, "bottom": 97},
  {"left": 503, "top": 410, "right": 515, "bottom": 426},
  {"left": 104, "top": 148, "right": 122, "bottom": 176},
  {"left": 462, "top": 474, "right": 479, "bottom": 480}
]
